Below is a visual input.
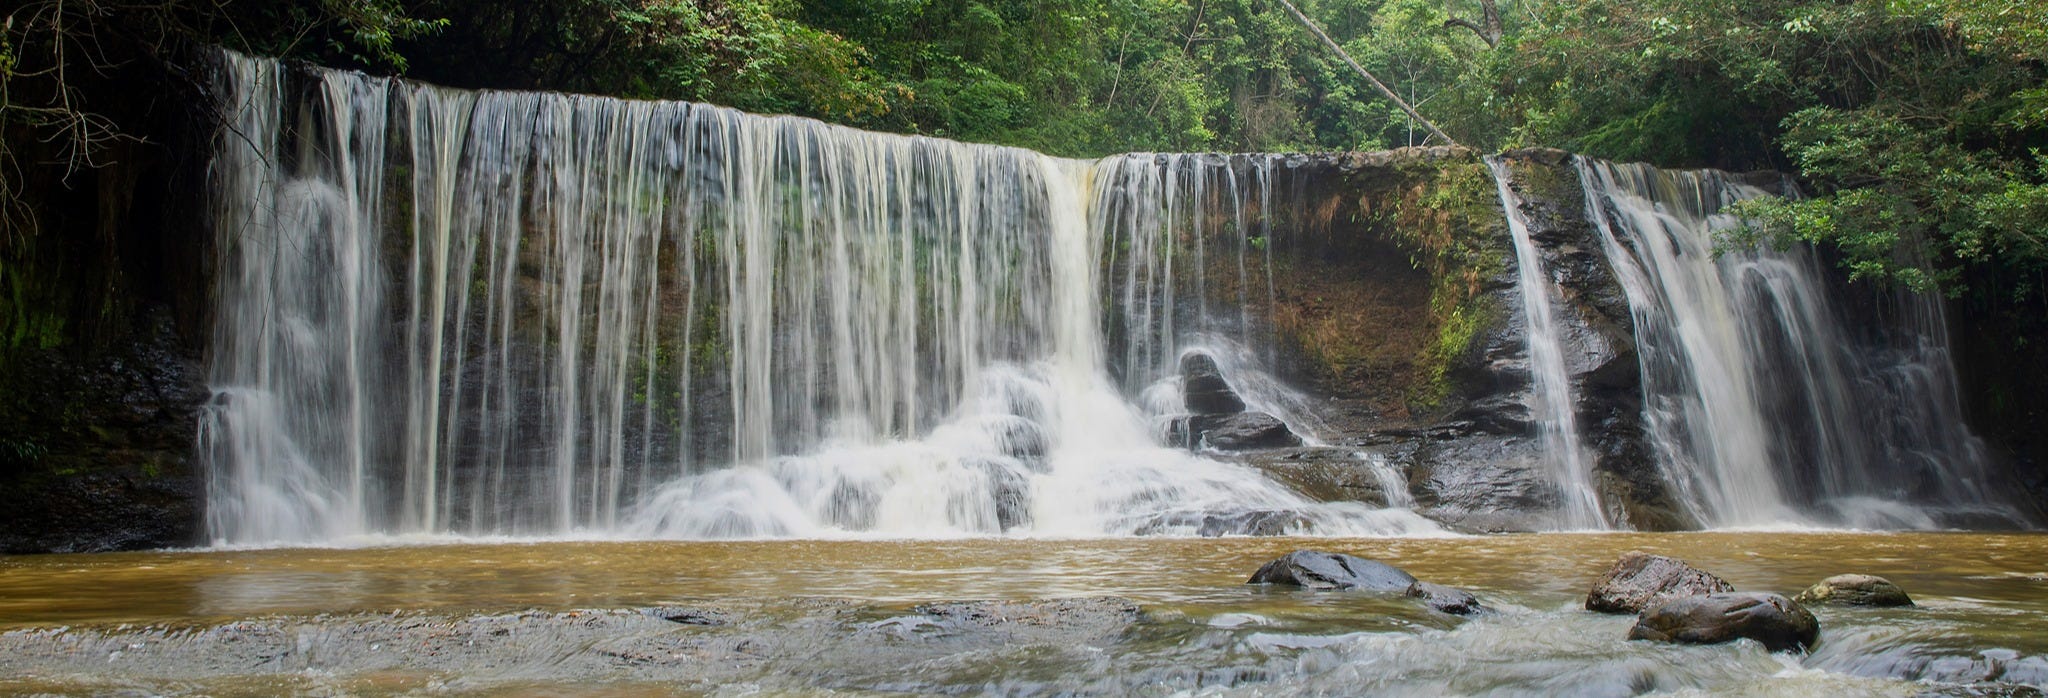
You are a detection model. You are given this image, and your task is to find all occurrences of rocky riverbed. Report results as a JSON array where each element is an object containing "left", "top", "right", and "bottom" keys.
[{"left": 2, "top": 533, "right": 2046, "bottom": 695}]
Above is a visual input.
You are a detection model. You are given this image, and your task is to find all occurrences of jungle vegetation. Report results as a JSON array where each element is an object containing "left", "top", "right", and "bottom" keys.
[{"left": 2, "top": 0, "right": 2044, "bottom": 306}]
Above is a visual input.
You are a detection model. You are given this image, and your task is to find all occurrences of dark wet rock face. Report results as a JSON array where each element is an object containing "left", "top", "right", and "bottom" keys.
[
  {"left": 1628, "top": 592, "right": 1820, "bottom": 653},
  {"left": 1586, "top": 552, "right": 1735, "bottom": 614},
  {"left": 1176, "top": 412, "right": 1302, "bottom": 452},
  {"left": 1795, "top": 574, "right": 1914, "bottom": 607},
  {"left": 0, "top": 315, "right": 207, "bottom": 553},
  {"left": 1240, "top": 447, "right": 1402, "bottom": 506},
  {"left": 1181, "top": 352, "right": 1247, "bottom": 415},
  {"left": 1167, "top": 352, "right": 1301, "bottom": 452},
  {"left": 1248, "top": 550, "right": 1418, "bottom": 592}
]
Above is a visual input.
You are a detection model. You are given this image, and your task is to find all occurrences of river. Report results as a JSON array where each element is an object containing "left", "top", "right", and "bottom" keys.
[{"left": 3, "top": 532, "right": 2043, "bottom": 695}]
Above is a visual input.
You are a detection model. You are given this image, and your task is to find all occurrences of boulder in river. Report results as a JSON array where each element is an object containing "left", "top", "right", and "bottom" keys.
[
  {"left": 1248, "top": 550, "right": 1490, "bottom": 615},
  {"left": 1627, "top": 592, "right": 1820, "bottom": 653},
  {"left": 1585, "top": 551, "right": 1734, "bottom": 614},
  {"left": 1248, "top": 550, "right": 1418, "bottom": 592},
  {"left": 1793, "top": 574, "right": 1913, "bottom": 607}
]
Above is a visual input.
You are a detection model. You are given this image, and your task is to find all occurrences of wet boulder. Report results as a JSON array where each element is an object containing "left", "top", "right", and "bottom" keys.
[
  {"left": 1586, "top": 551, "right": 1734, "bottom": 614},
  {"left": 1198, "top": 412, "right": 1302, "bottom": 451},
  {"left": 1180, "top": 352, "right": 1248, "bottom": 415},
  {"left": 1408, "top": 581, "right": 1488, "bottom": 616},
  {"left": 1248, "top": 550, "right": 1418, "bottom": 592},
  {"left": 1248, "top": 550, "right": 1490, "bottom": 615},
  {"left": 1627, "top": 592, "right": 1820, "bottom": 653},
  {"left": 1794, "top": 574, "right": 1913, "bottom": 607}
]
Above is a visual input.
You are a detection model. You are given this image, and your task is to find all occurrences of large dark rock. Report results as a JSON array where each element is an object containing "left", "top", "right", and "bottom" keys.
[
  {"left": 1170, "top": 412, "right": 1302, "bottom": 452},
  {"left": 1585, "top": 552, "right": 1735, "bottom": 614},
  {"left": 1794, "top": 574, "right": 1913, "bottom": 607},
  {"left": 1179, "top": 352, "right": 1246, "bottom": 415},
  {"left": 1247, "top": 550, "right": 1418, "bottom": 592},
  {"left": 1396, "top": 434, "right": 1560, "bottom": 533},
  {"left": 1239, "top": 447, "right": 1404, "bottom": 506},
  {"left": 1201, "top": 412, "right": 1301, "bottom": 451},
  {"left": 1248, "top": 550, "right": 1490, "bottom": 615},
  {"left": 1627, "top": 592, "right": 1820, "bottom": 653}
]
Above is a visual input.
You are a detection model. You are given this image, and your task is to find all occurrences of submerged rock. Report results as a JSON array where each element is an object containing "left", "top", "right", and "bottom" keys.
[
  {"left": 1248, "top": 550, "right": 1417, "bottom": 592},
  {"left": 1248, "top": 550, "right": 1490, "bottom": 615},
  {"left": 1408, "top": 581, "right": 1487, "bottom": 616},
  {"left": 1794, "top": 574, "right": 1913, "bottom": 607},
  {"left": 1586, "top": 551, "right": 1734, "bottom": 614},
  {"left": 1627, "top": 592, "right": 1820, "bottom": 653}
]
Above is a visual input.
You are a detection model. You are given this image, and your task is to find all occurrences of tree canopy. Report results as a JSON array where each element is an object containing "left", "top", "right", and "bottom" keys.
[{"left": 4, "top": 0, "right": 2046, "bottom": 307}]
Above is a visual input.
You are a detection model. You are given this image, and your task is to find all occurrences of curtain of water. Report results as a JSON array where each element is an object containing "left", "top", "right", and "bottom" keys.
[
  {"left": 1576, "top": 158, "right": 2017, "bottom": 528},
  {"left": 1484, "top": 158, "right": 1608, "bottom": 530},
  {"left": 201, "top": 53, "right": 1434, "bottom": 544}
]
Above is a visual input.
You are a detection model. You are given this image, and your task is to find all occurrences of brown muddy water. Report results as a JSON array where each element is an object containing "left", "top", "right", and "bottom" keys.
[{"left": 2, "top": 532, "right": 2045, "bottom": 696}]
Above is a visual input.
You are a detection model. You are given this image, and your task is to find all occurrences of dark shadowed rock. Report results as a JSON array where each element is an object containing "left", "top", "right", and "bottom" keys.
[
  {"left": 1180, "top": 352, "right": 1247, "bottom": 415},
  {"left": 1586, "top": 552, "right": 1734, "bottom": 614},
  {"left": 1795, "top": 574, "right": 1913, "bottom": 607},
  {"left": 1408, "top": 581, "right": 1488, "bottom": 615},
  {"left": 1627, "top": 592, "right": 1820, "bottom": 653},
  {"left": 1239, "top": 447, "right": 1401, "bottom": 505},
  {"left": 1247, "top": 550, "right": 1417, "bottom": 592},
  {"left": 1174, "top": 412, "right": 1302, "bottom": 451}
]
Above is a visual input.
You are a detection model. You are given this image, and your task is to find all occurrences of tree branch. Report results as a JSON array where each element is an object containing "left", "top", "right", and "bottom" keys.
[
  {"left": 1443, "top": 0, "right": 1502, "bottom": 48},
  {"left": 1273, "top": 0, "right": 1457, "bottom": 147}
]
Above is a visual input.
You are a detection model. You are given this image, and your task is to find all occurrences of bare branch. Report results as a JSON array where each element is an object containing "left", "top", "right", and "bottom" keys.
[
  {"left": 1273, "top": 0, "right": 1458, "bottom": 147},
  {"left": 1443, "top": 0, "right": 1502, "bottom": 49}
]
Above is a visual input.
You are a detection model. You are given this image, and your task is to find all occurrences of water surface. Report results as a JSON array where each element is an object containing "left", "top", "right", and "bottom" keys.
[{"left": 3, "top": 532, "right": 2045, "bottom": 695}]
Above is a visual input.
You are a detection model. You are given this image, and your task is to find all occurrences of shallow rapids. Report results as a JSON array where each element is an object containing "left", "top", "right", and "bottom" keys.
[{"left": 3, "top": 532, "right": 2043, "bottom": 695}]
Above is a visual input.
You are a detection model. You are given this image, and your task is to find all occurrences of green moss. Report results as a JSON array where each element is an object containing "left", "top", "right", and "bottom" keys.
[{"left": 1377, "top": 157, "right": 1508, "bottom": 414}]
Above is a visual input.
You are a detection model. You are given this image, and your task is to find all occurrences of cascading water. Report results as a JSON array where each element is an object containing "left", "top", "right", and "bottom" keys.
[
  {"left": 1093, "top": 153, "right": 1333, "bottom": 442},
  {"left": 1576, "top": 158, "right": 2020, "bottom": 528},
  {"left": 1485, "top": 157, "right": 1608, "bottom": 530},
  {"left": 201, "top": 52, "right": 1436, "bottom": 545}
]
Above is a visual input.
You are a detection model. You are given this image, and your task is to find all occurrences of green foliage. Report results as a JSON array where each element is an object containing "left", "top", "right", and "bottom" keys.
[{"left": 10, "top": 0, "right": 2048, "bottom": 309}]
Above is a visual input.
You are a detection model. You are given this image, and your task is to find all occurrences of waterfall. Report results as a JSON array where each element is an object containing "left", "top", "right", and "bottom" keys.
[
  {"left": 1094, "top": 153, "right": 1330, "bottom": 441},
  {"left": 1576, "top": 158, "right": 2020, "bottom": 528},
  {"left": 1483, "top": 158, "right": 1608, "bottom": 530},
  {"left": 200, "top": 52, "right": 1436, "bottom": 544}
]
